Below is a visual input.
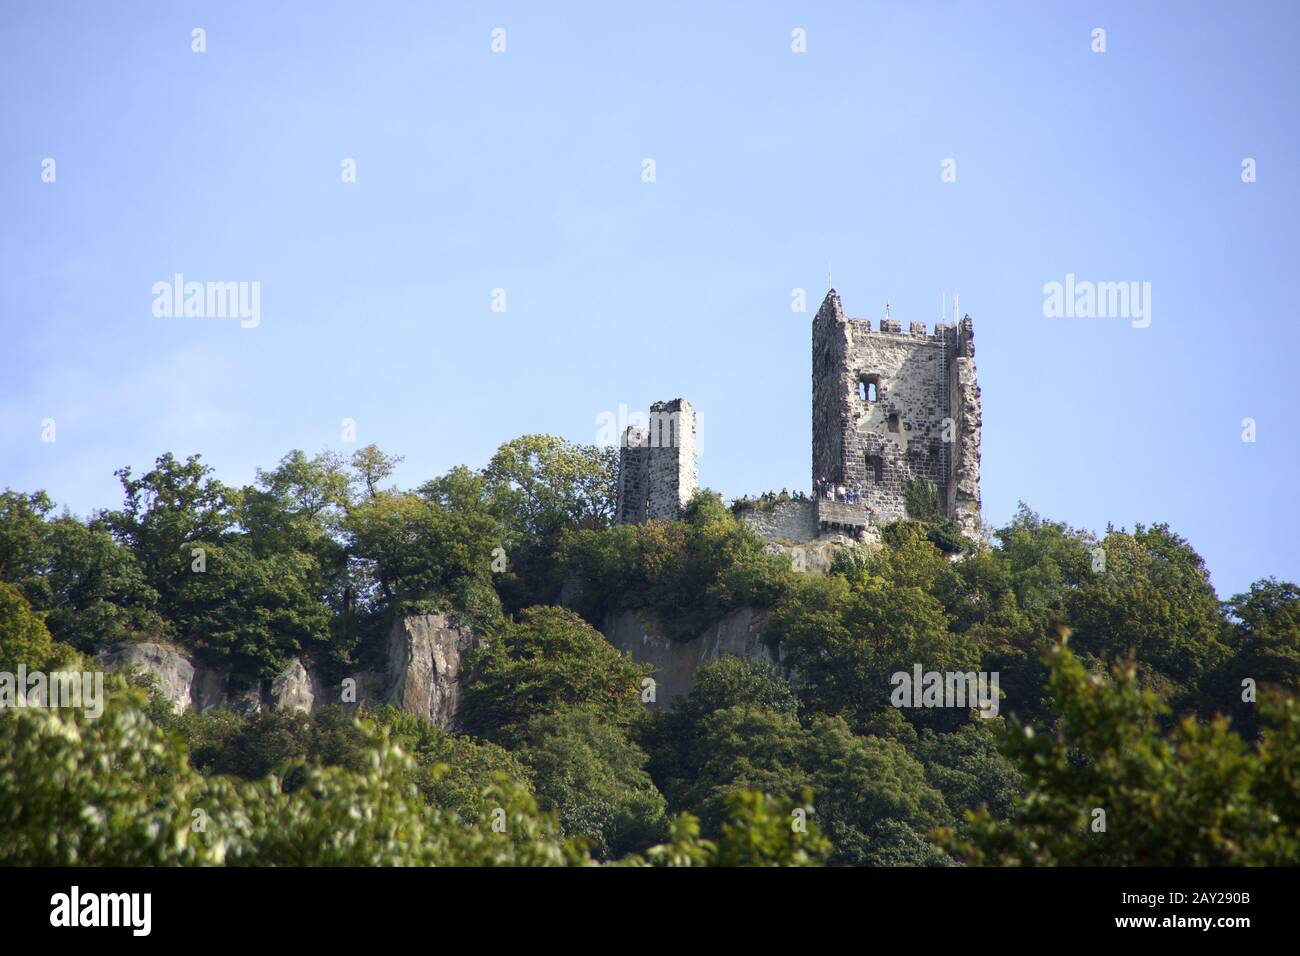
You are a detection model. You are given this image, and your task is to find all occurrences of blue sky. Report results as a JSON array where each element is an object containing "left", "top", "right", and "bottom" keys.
[{"left": 2, "top": 1, "right": 1297, "bottom": 598}]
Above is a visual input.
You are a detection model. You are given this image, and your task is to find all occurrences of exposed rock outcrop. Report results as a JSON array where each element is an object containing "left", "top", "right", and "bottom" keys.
[
  {"left": 97, "top": 613, "right": 474, "bottom": 729},
  {"left": 601, "top": 606, "right": 779, "bottom": 710},
  {"left": 191, "top": 666, "right": 236, "bottom": 715},
  {"left": 760, "top": 536, "right": 877, "bottom": 575},
  {"left": 98, "top": 642, "right": 195, "bottom": 713},
  {"left": 97, "top": 607, "right": 769, "bottom": 723},
  {"left": 270, "top": 658, "right": 320, "bottom": 714},
  {"left": 385, "top": 613, "right": 474, "bottom": 729}
]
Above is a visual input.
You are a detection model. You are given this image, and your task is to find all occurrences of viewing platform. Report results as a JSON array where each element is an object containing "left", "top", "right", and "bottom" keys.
[{"left": 815, "top": 498, "right": 876, "bottom": 534}]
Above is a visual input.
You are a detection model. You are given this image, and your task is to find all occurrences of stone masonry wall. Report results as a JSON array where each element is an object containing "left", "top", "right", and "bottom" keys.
[
  {"left": 946, "top": 317, "right": 982, "bottom": 536},
  {"left": 619, "top": 292, "right": 980, "bottom": 537},
  {"left": 617, "top": 399, "right": 699, "bottom": 523},
  {"left": 616, "top": 427, "right": 650, "bottom": 524},
  {"left": 811, "top": 294, "right": 847, "bottom": 489},
  {"left": 812, "top": 290, "right": 981, "bottom": 529},
  {"left": 738, "top": 498, "right": 819, "bottom": 542},
  {"left": 647, "top": 399, "right": 698, "bottom": 520}
]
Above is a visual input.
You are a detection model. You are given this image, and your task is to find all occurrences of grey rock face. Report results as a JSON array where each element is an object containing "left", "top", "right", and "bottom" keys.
[
  {"left": 601, "top": 607, "right": 778, "bottom": 710},
  {"left": 97, "top": 614, "right": 473, "bottom": 727},
  {"left": 97, "top": 642, "right": 194, "bottom": 714},
  {"left": 228, "top": 683, "right": 265, "bottom": 717},
  {"left": 384, "top": 613, "right": 475, "bottom": 729},
  {"left": 191, "top": 666, "right": 236, "bottom": 715},
  {"left": 340, "top": 670, "right": 386, "bottom": 711},
  {"left": 270, "top": 658, "right": 317, "bottom": 714}
]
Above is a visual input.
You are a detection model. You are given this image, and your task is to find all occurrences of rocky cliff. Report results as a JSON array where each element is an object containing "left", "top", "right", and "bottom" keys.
[
  {"left": 600, "top": 606, "right": 780, "bottom": 709},
  {"left": 97, "top": 612, "right": 474, "bottom": 730},
  {"left": 101, "top": 606, "right": 773, "bottom": 724},
  {"left": 384, "top": 614, "right": 474, "bottom": 728}
]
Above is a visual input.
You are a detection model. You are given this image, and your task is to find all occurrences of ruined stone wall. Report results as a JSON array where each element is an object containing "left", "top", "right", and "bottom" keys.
[
  {"left": 812, "top": 290, "right": 981, "bottom": 529},
  {"left": 616, "top": 427, "right": 650, "bottom": 524},
  {"left": 616, "top": 293, "right": 980, "bottom": 536},
  {"left": 811, "top": 293, "right": 847, "bottom": 489},
  {"left": 738, "top": 498, "right": 819, "bottom": 542},
  {"left": 945, "top": 317, "right": 982, "bottom": 536},
  {"left": 646, "top": 399, "right": 698, "bottom": 520},
  {"left": 616, "top": 399, "right": 699, "bottom": 524}
]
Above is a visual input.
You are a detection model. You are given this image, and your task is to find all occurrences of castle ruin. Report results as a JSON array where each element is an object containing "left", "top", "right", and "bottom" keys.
[
  {"left": 615, "top": 399, "right": 699, "bottom": 524},
  {"left": 615, "top": 289, "right": 981, "bottom": 541}
]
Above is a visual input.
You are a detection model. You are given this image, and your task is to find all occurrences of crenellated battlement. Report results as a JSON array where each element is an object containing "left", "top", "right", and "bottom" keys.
[{"left": 836, "top": 311, "right": 970, "bottom": 345}]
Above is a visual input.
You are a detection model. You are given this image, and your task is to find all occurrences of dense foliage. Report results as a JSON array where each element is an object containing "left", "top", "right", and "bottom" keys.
[{"left": 1, "top": 438, "right": 1298, "bottom": 866}]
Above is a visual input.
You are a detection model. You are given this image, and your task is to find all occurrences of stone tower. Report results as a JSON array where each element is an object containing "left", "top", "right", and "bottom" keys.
[
  {"left": 812, "top": 290, "right": 981, "bottom": 535},
  {"left": 616, "top": 398, "right": 699, "bottom": 524}
]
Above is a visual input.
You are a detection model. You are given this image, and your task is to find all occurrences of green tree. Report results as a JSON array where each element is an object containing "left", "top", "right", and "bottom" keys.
[
  {"left": 348, "top": 444, "right": 404, "bottom": 501},
  {"left": 366, "top": 707, "right": 533, "bottom": 819},
  {"left": 0, "top": 681, "right": 825, "bottom": 866},
  {"left": 0, "top": 489, "right": 56, "bottom": 605},
  {"left": 662, "top": 701, "right": 950, "bottom": 865},
  {"left": 104, "top": 453, "right": 240, "bottom": 608},
  {"left": 1065, "top": 523, "right": 1228, "bottom": 701},
  {"left": 993, "top": 504, "right": 1095, "bottom": 621},
  {"left": 517, "top": 706, "right": 667, "bottom": 858},
  {"left": 556, "top": 490, "right": 794, "bottom": 641},
  {"left": 914, "top": 722, "right": 1023, "bottom": 832},
  {"left": 484, "top": 434, "right": 617, "bottom": 541},
  {"left": 169, "top": 540, "right": 332, "bottom": 679},
  {"left": 0, "top": 491, "right": 161, "bottom": 653},
  {"left": 645, "top": 656, "right": 798, "bottom": 795},
  {"left": 482, "top": 435, "right": 619, "bottom": 613},
  {"left": 0, "top": 681, "right": 585, "bottom": 866},
  {"left": 40, "top": 515, "right": 163, "bottom": 651},
  {"left": 343, "top": 486, "right": 501, "bottom": 620},
  {"left": 460, "top": 606, "right": 650, "bottom": 746},
  {"left": 946, "top": 642, "right": 1300, "bottom": 866},
  {"left": 242, "top": 451, "right": 350, "bottom": 595},
  {"left": 639, "top": 790, "right": 830, "bottom": 867},
  {"left": 244, "top": 450, "right": 350, "bottom": 554},
  {"left": 708, "top": 790, "right": 832, "bottom": 867},
  {"left": 1202, "top": 577, "right": 1300, "bottom": 739},
  {"left": 771, "top": 569, "right": 979, "bottom": 731},
  {"left": 179, "top": 707, "right": 371, "bottom": 785},
  {"left": 0, "top": 583, "right": 76, "bottom": 673}
]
